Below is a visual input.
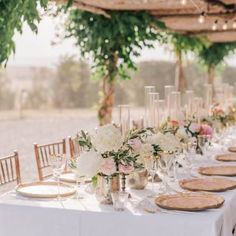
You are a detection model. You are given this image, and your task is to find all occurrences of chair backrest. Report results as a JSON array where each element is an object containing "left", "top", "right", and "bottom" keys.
[
  {"left": 0, "top": 151, "right": 21, "bottom": 186},
  {"left": 34, "top": 139, "right": 66, "bottom": 181},
  {"left": 68, "top": 135, "right": 81, "bottom": 159}
]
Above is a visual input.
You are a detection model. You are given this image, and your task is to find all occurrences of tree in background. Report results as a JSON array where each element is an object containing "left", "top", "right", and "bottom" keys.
[
  {"left": 0, "top": 71, "right": 15, "bottom": 109},
  {"left": 197, "top": 42, "right": 236, "bottom": 86},
  {"left": 64, "top": 10, "right": 165, "bottom": 125},
  {"left": 52, "top": 55, "right": 98, "bottom": 108},
  {"left": 0, "top": 0, "right": 48, "bottom": 65},
  {"left": 166, "top": 33, "right": 203, "bottom": 92}
]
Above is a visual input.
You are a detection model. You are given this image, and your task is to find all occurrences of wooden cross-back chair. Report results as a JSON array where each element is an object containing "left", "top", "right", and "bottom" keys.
[
  {"left": 0, "top": 151, "right": 21, "bottom": 187},
  {"left": 68, "top": 135, "right": 81, "bottom": 159},
  {"left": 34, "top": 139, "right": 66, "bottom": 181}
]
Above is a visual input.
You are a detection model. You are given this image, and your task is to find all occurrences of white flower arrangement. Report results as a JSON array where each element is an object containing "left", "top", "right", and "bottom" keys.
[
  {"left": 75, "top": 149, "right": 102, "bottom": 178},
  {"left": 176, "top": 126, "right": 189, "bottom": 142},
  {"left": 92, "top": 124, "right": 124, "bottom": 153},
  {"left": 147, "top": 132, "right": 181, "bottom": 153}
]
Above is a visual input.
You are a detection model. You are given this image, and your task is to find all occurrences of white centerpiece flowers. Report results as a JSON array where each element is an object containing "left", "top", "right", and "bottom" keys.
[
  {"left": 92, "top": 124, "right": 124, "bottom": 153},
  {"left": 73, "top": 124, "right": 147, "bottom": 178}
]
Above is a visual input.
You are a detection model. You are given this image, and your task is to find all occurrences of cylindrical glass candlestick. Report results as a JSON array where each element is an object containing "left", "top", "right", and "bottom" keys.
[
  {"left": 164, "top": 85, "right": 175, "bottom": 117},
  {"left": 118, "top": 105, "right": 130, "bottom": 137},
  {"left": 170, "top": 91, "right": 181, "bottom": 120},
  {"left": 185, "top": 90, "right": 194, "bottom": 119},
  {"left": 147, "top": 92, "right": 159, "bottom": 127},
  {"left": 144, "top": 86, "right": 155, "bottom": 127},
  {"left": 158, "top": 99, "right": 166, "bottom": 128},
  {"left": 204, "top": 84, "right": 213, "bottom": 115}
]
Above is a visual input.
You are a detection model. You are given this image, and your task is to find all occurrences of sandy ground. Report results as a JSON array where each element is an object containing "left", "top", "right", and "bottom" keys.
[
  {"left": 0, "top": 108, "right": 144, "bottom": 193},
  {"left": 0, "top": 109, "right": 98, "bottom": 191}
]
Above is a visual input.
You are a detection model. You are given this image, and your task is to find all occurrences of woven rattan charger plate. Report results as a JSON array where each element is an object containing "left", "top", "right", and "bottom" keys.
[
  {"left": 216, "top": 154, "right": 236, "bottom": 162},
  {"left": 179, "top": 178, "right": 236, "bottom": 192},
  {"left": 199, "top": 166, "right": 236, "bottom": 177},
  {"left": 155, "top": 193, "right": 224, "bottom": 212}
]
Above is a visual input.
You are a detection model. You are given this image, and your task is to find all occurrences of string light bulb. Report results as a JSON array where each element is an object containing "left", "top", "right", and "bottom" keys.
[
  {"left": 223, "top": 20, "right": 228, "bottom": 30},
  {"left": 181, "top": 0, "right": 187, "bottom": 5},
  {"left": 233, "top": 20, "right": 236, "bottom": 29},
  {"left": 198, "top": 12, "right": 205, "bottom": 24},
  {"left": 212, "top": 20, "right": 218, "bottom": 31}
]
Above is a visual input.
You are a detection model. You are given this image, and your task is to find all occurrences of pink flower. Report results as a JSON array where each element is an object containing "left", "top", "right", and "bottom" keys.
[
  {"left": 170, "top": 120, "right": 179, "bottom": 127},
  {"left": 99, "top": 158, "right": 117, "bottom": 176},
  {"left": 128, "top": 138, "right": 142, "bottom": 153},
  {"left": 119, "top": 164, "right": 134, "bottom": 175},
  {"left": 199, "top": 124, "right": 213, "bottom": 137}
]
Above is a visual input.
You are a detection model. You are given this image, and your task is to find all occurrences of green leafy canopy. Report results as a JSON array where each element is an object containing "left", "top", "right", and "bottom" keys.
[
  {"left": 0, "top": 0, "right": 48, "bottom": 65},
  {"left": 166, "top": 32, "right": 204, "bottom": 55},
  {"left": 197, "top": 42, "right": 236, "bottom": 68},
  {"left": 65, "top": 10, "right": 166, "bottom": 80}
]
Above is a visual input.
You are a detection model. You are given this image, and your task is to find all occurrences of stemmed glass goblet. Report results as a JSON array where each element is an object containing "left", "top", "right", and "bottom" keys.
[
  {"left": 49, "top": 154, "right": 67, "bottom": 200},
  {"left": 144, "top": 156, "right": 157, "bottom": 198}
]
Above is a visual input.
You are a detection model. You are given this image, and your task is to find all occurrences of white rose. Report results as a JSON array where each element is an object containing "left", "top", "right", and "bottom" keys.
[
  {"left": 76, "top": 149, "right": 102, "bottom": 178},
  {"left": 147, "top": 132, "right": 181, "bottom": 153},
  {"left": 176, "top": 127, "right": 189, "bottom": 142},
  {"left": 92, "top": 124, "right": 123, "bottom": 153}
]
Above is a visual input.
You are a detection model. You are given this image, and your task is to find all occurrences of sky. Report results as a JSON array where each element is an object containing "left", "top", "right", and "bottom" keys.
[{"left": 7, "top": 16, "right": 236, "bottom": 68}]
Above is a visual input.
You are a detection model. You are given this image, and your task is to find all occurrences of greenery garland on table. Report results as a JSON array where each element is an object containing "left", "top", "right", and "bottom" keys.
[
  {"left": 64, "top": 9, "right": 166, "bottom": 125},
  {"left": 0, "top": 0, "right": 48, "bottom": 65}
]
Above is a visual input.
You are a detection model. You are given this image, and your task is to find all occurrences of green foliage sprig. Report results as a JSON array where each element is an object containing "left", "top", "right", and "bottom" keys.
[
  {"left": 197, "top": 42, "right": 236, "bottom": 69},
  {"left": 65, "top": 10, "right": 166, "bottom": 80},
  {"left": 166, "top": 32, "right": 204, "bottom": 55},
  {"left": 0, "top": 0, "right": 48, "bottom": 65}
]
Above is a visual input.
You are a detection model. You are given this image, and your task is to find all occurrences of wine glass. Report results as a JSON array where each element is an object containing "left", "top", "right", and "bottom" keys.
[
  {"left": 157, "top": 153, "right": 178, "bottom": 193},
  {"left": 49, "top": 154, "right": 67, "bottom": 200},
  {"left": 144, "top": 156, "right": 157, "bottom": 198},
  {"left": 69, "top": 157, "right": 86, "bottom": 200}
]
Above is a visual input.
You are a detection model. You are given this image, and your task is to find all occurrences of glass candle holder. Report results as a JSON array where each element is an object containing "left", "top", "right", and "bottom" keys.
[
  {"left": 158, "top": 99, "right": 166, "bottom": 127},
  {"left": 164, "top": 85, "right": 175, "bottom": 117},
  {"left": 144, "top": 86, "right": 155, "bottom": 127},
  {"left": 147, "top": 92, "right": 159, "bottom": 127},
  {"left": 193, "top": 97, "right": 202, "bottom": 123},
  {"left": 111, "top": 191, "right": 129, "bottom": 211},
  {"left": 185, "top": 90, "right": 194, "bottom": 119},
  {"left": 118, "top": 105, "right": 130, "bottom": 137},
  {"left": 204, "top": 84, "right": 213, "bottom": 115},
  {"left": 170, "top": 91, "right": 181, "bottom": 120}
]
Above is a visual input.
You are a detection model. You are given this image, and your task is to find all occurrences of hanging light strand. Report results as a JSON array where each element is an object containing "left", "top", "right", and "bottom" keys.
[
  {"left": 180, "top": 0, "right": 187, "bottom": 5},
  {"left": 212, "top": 20, "right": 218, "bottom": 31},
  {"left": 198, "top": 11, "right": 205, "bottom": 24},
  {"left": 223, "top": 20, "right": 228, "bottom": 30},
  {"left": 233, "top": 19, "right": 236, "bottom": 29}
]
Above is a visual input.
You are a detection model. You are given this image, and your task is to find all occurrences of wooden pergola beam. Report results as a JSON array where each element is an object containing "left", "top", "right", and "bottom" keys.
[
  {"left": 53, "top": 0, "right": 236, "bottom": 42},
  {"left": 205, "top": 31, "right": 236, "bottom": 42},
  {"left": 159, "top": 14, "right": 236, "bottom": 31},
  {"left": 54, "top": 0, "right": 111, "bottom": 17}
]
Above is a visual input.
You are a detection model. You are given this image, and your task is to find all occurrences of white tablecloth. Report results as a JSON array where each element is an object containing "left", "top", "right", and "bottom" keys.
[{"left": 1, "top": 144, "right": 236, "bottom": 236}]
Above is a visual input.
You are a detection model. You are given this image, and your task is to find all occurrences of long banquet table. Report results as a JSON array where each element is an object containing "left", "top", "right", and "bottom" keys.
[{"left": 1, "top": 144, "right": 236, "bottom": 236}]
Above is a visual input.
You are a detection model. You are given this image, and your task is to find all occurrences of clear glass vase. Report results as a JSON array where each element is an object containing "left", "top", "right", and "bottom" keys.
[{"left": 95, "top": 175, "right": 120, "bottom": 205}]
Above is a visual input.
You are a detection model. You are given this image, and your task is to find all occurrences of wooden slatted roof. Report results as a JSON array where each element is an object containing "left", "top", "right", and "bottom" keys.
[{"left": 60, "top": 0, "right": 236, "bottom": 42}]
